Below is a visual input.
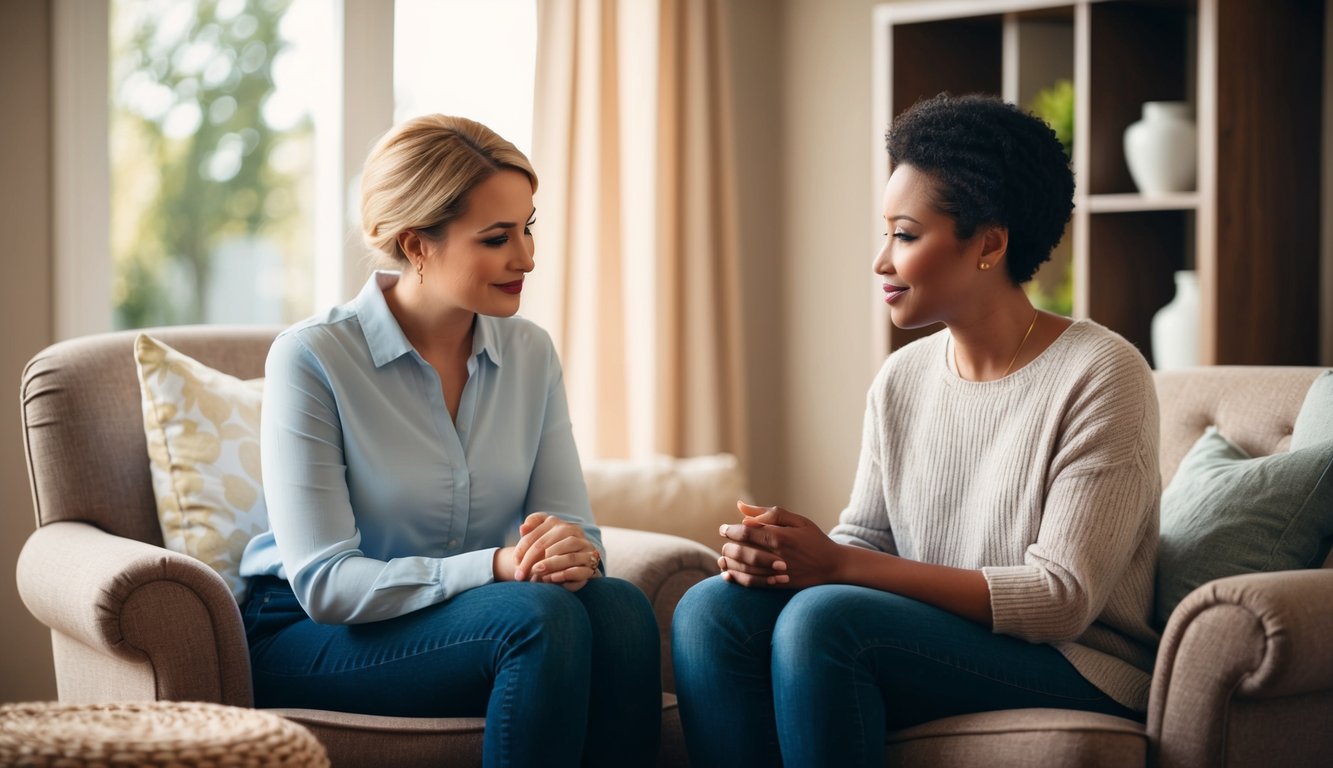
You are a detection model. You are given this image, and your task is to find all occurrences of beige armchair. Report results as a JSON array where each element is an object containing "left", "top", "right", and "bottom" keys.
[
  {"left": 16, "top": 326, "right": 718, "bottom": 767},
  {"left": 880, "top": 367, "right": 1333, "bottom": 768}
]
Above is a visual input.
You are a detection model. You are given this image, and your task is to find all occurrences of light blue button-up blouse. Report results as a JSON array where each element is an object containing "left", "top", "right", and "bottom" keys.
[{"left": 239, "top": 271, "right": 602, "bottom": 624}]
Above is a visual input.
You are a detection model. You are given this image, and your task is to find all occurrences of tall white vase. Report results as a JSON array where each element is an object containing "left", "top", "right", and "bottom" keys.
[
  {"left": 1152, "top": 270, "right": 1200, "bottom": 370},
  {"left": 1123, "top": 101, "right": 1197, "bottom": 194}
]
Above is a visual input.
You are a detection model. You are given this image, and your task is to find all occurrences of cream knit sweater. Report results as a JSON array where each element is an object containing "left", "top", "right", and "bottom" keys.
[{"left": 830, "top": 320, "right": 1160, "bottom": 712}]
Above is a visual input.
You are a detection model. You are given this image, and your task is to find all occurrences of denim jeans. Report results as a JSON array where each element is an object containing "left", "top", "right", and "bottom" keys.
[
  {"left": 244, "top": 575, "right": 661, "bottom": 768},
  {"left": 672, "top": 576, "right": 1138, "bottom": 768}
]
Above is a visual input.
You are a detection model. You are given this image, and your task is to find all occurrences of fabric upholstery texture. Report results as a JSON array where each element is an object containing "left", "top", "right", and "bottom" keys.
[
  {"left": 1155, "top": 426, "right": 1333, "bottom": 625},
  {"left": 134, "top": 334, "right": 268, "bottom": 604},
  {"left": 884, "top": 708, "right": 1147, "bottom": 768},
  {"left": 1153, "top": 366, "right": 1323, "bottom": 486},
  {"left": 16, "top": 520, "right": 253, "bottom": 707},
  {"left": 1148, "top": 569, "right": 1333, "bottom": 768},
  {"left": 1291, "top": 370, "right": 1333, "bottom": 450},
  {"left": 583, "top": 453, "right": 749, "bottom": 551},
  {"left": 21, "top": 326, "right": 276, "bottom": 543}
]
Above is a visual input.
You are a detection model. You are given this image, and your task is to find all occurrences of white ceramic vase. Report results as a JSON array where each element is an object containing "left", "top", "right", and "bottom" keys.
[
  {"left": 1123, "top": 101, "right": 1197, "bottom": 194},
  {"left": 1152, "top": 270, "right": 1200, "bottom": 370}
]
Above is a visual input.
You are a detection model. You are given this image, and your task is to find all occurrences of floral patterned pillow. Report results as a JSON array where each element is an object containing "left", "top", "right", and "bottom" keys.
[{"left": 134, "top": 334, "right": 267, "bottom": 604}]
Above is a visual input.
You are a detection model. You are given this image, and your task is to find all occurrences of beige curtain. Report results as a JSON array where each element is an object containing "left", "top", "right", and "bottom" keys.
[{"left": 529, "top": 0, "right": 745, "bottom": 464}]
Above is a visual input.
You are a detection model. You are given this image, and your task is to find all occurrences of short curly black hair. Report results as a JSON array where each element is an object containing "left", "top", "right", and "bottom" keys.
[{"left": 886, "top": 93, "right": 1074, "bottom": 284}]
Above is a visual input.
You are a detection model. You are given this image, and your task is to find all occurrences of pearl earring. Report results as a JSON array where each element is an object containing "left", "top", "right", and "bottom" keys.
[{"left": 979, "top": 262, "right": 991, "bottom": 271}]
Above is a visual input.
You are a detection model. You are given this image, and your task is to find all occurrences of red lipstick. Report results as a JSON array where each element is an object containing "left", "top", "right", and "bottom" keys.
[{"left": 496, "top": 280, "right": 524, "bottom": 295}]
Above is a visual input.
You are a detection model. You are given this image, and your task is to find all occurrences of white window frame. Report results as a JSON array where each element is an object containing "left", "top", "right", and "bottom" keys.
[{"left": 52, "top": 0, "right": 394, "bottom": 339}]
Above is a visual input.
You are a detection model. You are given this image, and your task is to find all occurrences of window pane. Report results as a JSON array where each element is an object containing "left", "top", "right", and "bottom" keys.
[
  {"left": 110, "top": 0, "right": 324, "bottom": 328},
  {"left": 393, "top": 0, "right": 536, "bottom": 157}
]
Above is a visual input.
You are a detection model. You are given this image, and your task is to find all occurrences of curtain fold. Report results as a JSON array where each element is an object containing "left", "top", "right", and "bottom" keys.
[{"left": 531, "top": 0, "right": 745, "bottom": 465}]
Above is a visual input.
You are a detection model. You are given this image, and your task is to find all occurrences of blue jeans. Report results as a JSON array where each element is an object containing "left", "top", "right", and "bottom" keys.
[
  {"left": 672, "top": 576, "right": 1138, "bottom": 768},
  {"left": 244, "top": 576, "right": 661, "bottom": 768}
]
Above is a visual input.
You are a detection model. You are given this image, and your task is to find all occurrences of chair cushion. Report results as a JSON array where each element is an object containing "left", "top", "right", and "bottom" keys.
[
  {"left": 134, "top": 334, "right": 268, "bottom": 604},
  {"left": 1155, "top": 424, "right": 1333, "bottom": 627},
  {"left": 582, "top": 453, "right": 748, "bottom": 551},
  {"left": 884, "top": 708, "right": 1146, "bottom": 768},
  {"left": 270, "top": 692, "right": 688, "bottom": 768}
]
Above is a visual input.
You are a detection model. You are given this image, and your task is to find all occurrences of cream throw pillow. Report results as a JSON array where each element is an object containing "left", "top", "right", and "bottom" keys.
[
  {"left": 583, "top": 453, "right": 749, "bottom": 551},
  {"left": 134, "top": 334, "right": 267, "bottom": 604}
]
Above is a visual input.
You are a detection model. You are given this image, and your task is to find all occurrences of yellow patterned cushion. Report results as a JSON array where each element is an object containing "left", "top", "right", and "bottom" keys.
[{"left": 134, "top": 335, "right": 267, "bottom": 603}]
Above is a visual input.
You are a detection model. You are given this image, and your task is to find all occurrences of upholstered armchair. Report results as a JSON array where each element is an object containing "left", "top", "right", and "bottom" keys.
[
  {"left": 878, "top": 367, "right": 1333, "bottom": 768},
  {"left": 16, "top": 326, "right": 718, "bottom": 767}
]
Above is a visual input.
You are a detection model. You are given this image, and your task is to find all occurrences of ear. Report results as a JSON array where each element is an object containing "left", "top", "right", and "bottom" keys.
[
  {"left": 397, "top": 229, "right": 426, "bottom": 262},
  {"left": 977, "top": 225, "right": 1009, "bottom": 271}
]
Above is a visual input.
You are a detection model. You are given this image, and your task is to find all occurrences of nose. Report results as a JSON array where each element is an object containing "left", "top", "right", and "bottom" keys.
[
  {"left": 514, "top": 235, "right": 535, "bottom": 273},
  {"left": 872, "top": 235, "right": 892, "bottom": 276}
]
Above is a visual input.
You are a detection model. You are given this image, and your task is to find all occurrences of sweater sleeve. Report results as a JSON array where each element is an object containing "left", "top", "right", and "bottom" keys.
[
  {"left": 983, "top": 348, "right": 1160, "bottom": 643},
  {"left": 830, "top": 363, "right": 899, "bottom": 555}
]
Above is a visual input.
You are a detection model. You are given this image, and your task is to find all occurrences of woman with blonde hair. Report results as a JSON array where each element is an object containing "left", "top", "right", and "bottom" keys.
[{"left": 239, "top": 114, "right": 660, "bottom": 766}]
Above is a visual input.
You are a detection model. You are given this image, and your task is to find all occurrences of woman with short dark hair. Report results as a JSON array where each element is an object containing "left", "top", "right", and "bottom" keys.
[{"left": 672, "top": 94, "right": 1159, "bottom": 768}]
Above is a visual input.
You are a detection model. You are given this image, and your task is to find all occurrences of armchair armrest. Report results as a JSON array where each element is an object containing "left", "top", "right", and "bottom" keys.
[
  {"left": 16, "top": 521, "right": 253, "bottom": 706},
  {"left": 1148, "top": 568, "right": 1333, "bottom": 768},
  {"left": 601, "top": 525, "right": 718, "bottom": 693}
]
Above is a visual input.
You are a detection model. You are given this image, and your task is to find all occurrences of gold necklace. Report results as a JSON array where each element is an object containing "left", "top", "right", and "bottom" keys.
[
  {"left": 1002, "top": 310, "right": 1040, "bottom": 377},
  {"left": 949, "top": 310, "right": 1039, "bottom": 378}
]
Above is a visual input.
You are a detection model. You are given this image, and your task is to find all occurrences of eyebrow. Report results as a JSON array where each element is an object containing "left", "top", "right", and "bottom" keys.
[
  {"left": 889, "top": 214, "right": 921, "bottom": 224},
  {"left": 477, "top": 208, "right": 538, "bottom": 235}
]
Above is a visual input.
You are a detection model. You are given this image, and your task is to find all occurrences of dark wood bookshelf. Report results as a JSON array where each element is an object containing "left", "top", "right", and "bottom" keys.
[{"left": 873, "top": 0, "right": 1324, "bottom": 366}]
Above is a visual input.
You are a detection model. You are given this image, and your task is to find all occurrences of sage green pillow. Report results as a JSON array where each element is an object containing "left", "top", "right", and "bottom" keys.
[
  {"left": 1155, "top": 426, "right": 1333, "bottom": 628},
  {"left": 1291, "top": 370, "right": 1333, "bottom": 450}
]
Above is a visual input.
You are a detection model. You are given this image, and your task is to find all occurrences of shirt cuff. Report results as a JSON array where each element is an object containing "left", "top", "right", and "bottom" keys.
[{"left": 440, "top": 547, "right": 499, "bottom": 595}]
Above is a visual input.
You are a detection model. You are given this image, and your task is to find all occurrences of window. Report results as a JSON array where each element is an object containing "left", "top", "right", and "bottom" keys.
[
  {"left": 58, "top": 0, "right": 538, "bottom": 336},
  {"left": 109, "top": 0, "right": 326, "bottom": 328},
  {"left": 393, "top": 0, "right": 536, "bottom": 156}
]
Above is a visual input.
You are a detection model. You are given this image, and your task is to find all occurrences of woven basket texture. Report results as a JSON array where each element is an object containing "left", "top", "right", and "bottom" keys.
[{"left": 0, "top": 701, "right": 329, "bottom": 767}]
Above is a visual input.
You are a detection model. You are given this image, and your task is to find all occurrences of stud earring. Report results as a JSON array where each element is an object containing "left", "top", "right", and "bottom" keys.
[
  {"left": 416, "top": 261, "right": 424, "bottom": 284},
  {"left": 979, "top": 262, "right": 991, "bottom": 271}
]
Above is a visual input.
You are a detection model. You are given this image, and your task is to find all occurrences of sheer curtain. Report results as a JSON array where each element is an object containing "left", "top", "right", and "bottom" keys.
[{"left": 529, "top": 0, "right": 745, "bottom": 463}]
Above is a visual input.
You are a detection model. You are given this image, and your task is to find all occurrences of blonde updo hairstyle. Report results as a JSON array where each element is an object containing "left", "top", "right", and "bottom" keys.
[{"left": 360, "top": 114, "right": 538, "bottom": 264}]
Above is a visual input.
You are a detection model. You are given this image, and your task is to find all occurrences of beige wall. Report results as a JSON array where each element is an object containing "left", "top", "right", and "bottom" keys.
[
  {"left": 727, "top": 0, "right": 787, "bottom": 506},
  {"left": 731, "top": 0, "right": 925, "bottom": 529},
  {"left": 0, "top": 1, "right": 57, "bottom": 703},
  {"left": 771, "top": 0, "right": 888, "bottom": 528}
]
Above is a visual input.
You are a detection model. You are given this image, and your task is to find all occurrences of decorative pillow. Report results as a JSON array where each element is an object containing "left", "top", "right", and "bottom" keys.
[
  {"left": 134, "top": 335, "right": 267, "bottom": 604},
  {"left": 1291, "top": 370, "right": 1333, "bottom": 451},
  {"left": 1155, "top": 426, "right": 1333, "bottom": 627},
  {"left": 582, "top": 453, "right": 750, "bottom": 551}
]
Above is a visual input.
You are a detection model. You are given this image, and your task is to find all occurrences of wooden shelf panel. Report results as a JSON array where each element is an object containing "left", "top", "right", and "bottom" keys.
[
  {"left": 1083, "top": 192, "right": 1199, "bottom": 213},
  {"left": 891, "top": 18, "right": 1002, "bottom": 117}
]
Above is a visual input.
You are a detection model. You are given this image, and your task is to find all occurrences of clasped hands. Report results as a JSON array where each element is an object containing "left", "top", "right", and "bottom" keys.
[
  {"left": 719, "top": 502, "right": 843, "bottom": 589},
  {"left": 494, "top": 512, "right": 601, "bottom": 592}
]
